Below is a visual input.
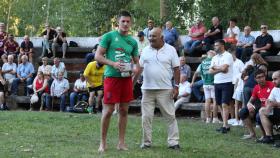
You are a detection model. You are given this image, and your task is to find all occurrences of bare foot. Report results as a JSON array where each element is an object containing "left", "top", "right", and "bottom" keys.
[
  {"left": 117, "top": 144, "right": 128, "bottom": 151},
  {"left": 98, "top": 144, "right": 106, "bottom": 153}
]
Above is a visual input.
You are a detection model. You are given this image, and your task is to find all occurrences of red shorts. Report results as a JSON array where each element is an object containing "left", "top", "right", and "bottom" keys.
[{"left": 103, "top": 77, "right": 133, "bottom": 104}]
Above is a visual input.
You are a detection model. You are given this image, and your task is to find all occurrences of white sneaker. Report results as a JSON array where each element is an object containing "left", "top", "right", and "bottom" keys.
[
  {"left": 113, "top": 109, "right": 118, "bottom": 115},
  {"left": 239, "top": 120, "right": 244, "bottom": 126},
  {"left": 232, "top": 120, "right": 240, "bottom": 126},
  {"left": 206, "top": 118, "right": 211, "bottom": 123},
  {"left": 212, "top": 118, "right": 220, "bottom": 123},
  {"left": 228, "top": 119, "right": 236, "bottom": 125}
]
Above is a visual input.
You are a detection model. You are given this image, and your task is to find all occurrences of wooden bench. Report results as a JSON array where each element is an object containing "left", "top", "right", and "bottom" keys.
[{"left": 129, "top": 100, "right": 205, "bottom": 118}]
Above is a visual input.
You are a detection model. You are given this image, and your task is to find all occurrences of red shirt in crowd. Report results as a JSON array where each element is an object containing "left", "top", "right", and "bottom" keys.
[
  {"left": 35, "top": 79, "right": 50, "bottom": 94},
  {"left": 4, "top": 40, "right": 19, "bottom": 53},
  {"left": 251, "top": 81, "right": 274, "bottom": 107}
]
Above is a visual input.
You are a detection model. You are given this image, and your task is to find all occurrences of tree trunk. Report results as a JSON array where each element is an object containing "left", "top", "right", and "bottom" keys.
[{"left": 160, "top": 0, "right": 167, "bottom": 19}]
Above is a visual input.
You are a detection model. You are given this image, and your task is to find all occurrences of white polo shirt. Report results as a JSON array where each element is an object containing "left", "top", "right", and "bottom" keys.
[
  {"left": 268, "top": 87, "right": 280, "bottom": 102},
  {"left": 210, "top": 51, "right": 234, "bottom": 84},
  {"left": 139, "top": 43, "right": 180, "bottom": 89}
]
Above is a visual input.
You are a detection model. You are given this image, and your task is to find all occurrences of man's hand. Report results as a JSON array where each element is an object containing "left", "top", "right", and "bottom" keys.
[
  {"left": 247, "top": 103, "right": 255, "bottom": 112},
  {"left": 112, "top": 61, "right": 123, "bottom": 71},
  {"left": 172, "top": 87, "right": 179, "bottom": 99}
]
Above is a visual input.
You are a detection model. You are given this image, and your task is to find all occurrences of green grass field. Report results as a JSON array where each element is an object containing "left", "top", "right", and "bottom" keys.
[{"left": 0, "top": 111, "right": 279, "bottom": 158}]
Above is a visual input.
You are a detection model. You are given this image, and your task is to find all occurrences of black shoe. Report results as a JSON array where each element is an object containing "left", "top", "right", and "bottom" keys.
[
  {"left": 273, "top": 143, "right": 280, "bottom": 148},
  {"left": 140, "top": 144, "right": 151, "bottom": 149},
  {"left": 216, "top": 127, "right": 230, "bottom": 133},
  {"left": 168, "top": 144, "right": 180, "bottom": 150},
  {"left": 257, "top": 136, "right": 274, "bottom": 144}
]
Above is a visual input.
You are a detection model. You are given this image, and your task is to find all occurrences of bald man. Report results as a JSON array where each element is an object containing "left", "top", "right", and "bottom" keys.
[
  {"left": 259, "top": 70, "right": 280, "bottom": 145},
  {"left": 203, "top": 17, "right": 223, "bottom": 51},
  {"left": 163, "top": 21, "right": 179, "bottom": 47},
  {"left": 137, "top": 28, "right": 180, "bottom": 150},
  {"left": 19, "top": 35, "right": 34, "bottom": 64}
]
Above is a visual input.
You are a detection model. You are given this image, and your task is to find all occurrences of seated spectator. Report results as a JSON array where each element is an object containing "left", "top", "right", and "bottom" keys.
[
  {"left": 143, "top": 19, "right": 154, "bottom": 39},
  {"left": 243, "top": 54, "right": 268, "bottom": 105},
  {"left": 40, "top": 23, "right": 57, "bottom": 58},
  {"left": 179, "top": 56, "right": 191, "bottom": 80},
  {"left": 50, "top": 71, "right": 69, "bottom": 112},
  {"left": 31, "top": 71, "right": 50, "bottom": 111},
  {"left": 11, "top": 55, "right": 34, "bottom": 96},
  {"left": 236, "top": 26, "right": 255, "bottom": 63},
  {"left": 1, "top": 55, "right": 17, "bottom": 93},
  {"left": 137, "top": 31, "right": 149, "bottom": 56},
  {"left": 19, "top": 35, "right": 34, "bottom": 64},
  {"left": 50, "top": 57, "right": 67, "bottom": 85},
  {"left": 253, "top": 24, "right": 274, "bottom": 58},
  {"left": 0, "top": 70, "right": 6, "bottom": 109},
  {"left": 69, "top": 71, "right": 88, "bottom": 109},
  {"left": 85, "top": 44, "right": 99, "bottom": 64},
  {"left": 239, "top": 69, "right": 274, "bottom": 140},
  {"left": 1, "top": 34, "right": 19, "bottom": 63},
  {"left": 259, "top": 70, "right": 280, "bottom": 146},
  {"left": 203, "top": 17, "right": 223, "bottom": 51},
  {"left": 224, "top": 18, "right": 240, "bottom": 44},
  {"left": 174, "top": 74, "right": 191, "bottom": 111},
  {"left": 184, "top": 19, "right": 206, "bottom": 56},
  {"left": 52, "top": 27, "right": 67, "bottom": 58},
  {"left": 38, "top": 57, "right": 52, "bottom": 76},
  {"left": 0, "top": 22, "right": 8, "bottom": 57},
  {"left": 163, "top": 21, "right": 179, "bottom": 47},
  {"left": 84, "top": 60, "right": 105, "bottom": 113}
]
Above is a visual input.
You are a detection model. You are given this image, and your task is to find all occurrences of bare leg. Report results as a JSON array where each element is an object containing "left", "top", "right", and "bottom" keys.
[
  {"left": 259, "top": 107, "right": 273, "bottom": 136},
  {"left": 98, "top": 104, "right": 115, "bottom": 152},
  {"left": 235, "top": 100, "right": 240, "bottom": 121},
  {"left": 117, "top": 103, "right": 129, "bottom": 150},
  {"left": 222, "top": 104, "right": 230, "bottom": 128},
  {"left": 212, "top": 99, "right": 218, "bottom": 118},
  {"left": 205, "top": 98, "right": 211, "bottom": 121},
  {"left": 243, "top": 112, "right": 256, "bottom": 137}
]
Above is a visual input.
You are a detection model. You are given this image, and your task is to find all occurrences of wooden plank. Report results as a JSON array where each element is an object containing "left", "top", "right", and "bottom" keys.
[
  {"left": 265, "top": 56, "right": 280, "bottom": 63},
  {"left": 180, "top": 103, "right": 204, "bottom": 111}
]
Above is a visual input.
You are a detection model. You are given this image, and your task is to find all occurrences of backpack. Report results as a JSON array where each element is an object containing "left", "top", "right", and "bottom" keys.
[
  {"left": 73, "top": 101, "right": 89, "bottom": 113},
  {"left": 69, "top": 41, "right": 78, "bottom": 47}
]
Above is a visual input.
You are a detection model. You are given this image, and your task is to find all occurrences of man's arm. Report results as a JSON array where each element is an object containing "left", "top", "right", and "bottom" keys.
[
  {"left": 95, "top": 46, "right": 121, "bottom": 71},
  {"left": 132, "top": 56, "right": 141, "bottom": 85},
  {"left": 209, "top": 64, "right": 229, "bottom": 74},
  {"left": 173, "top": 66, "right": 180, "bottom": 99}
]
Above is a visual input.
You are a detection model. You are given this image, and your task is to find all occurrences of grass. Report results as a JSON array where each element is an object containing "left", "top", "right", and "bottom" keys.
[{"left": 0, "top": 111, "right": 279, "bottom": 158}]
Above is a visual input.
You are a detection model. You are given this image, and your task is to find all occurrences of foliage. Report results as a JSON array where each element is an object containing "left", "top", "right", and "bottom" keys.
[
  {"left": 0, "top": 0, "right": 279, "bottom": 37},
  {"left": 1, "top": 111, "right": 280, "bottom": 157}
]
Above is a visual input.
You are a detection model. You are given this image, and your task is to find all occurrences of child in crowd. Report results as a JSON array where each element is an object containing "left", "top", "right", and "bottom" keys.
[{"left": 174, "top": 74, "right": 191, "bottom": 111}]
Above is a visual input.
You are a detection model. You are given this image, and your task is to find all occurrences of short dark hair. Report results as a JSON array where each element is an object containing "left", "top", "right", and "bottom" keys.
[
  {"left": 230, "top": 18, "right": 237, "bottom": 23},
  {"left": 215, "top": 39, "right": 225, "bottom": 46},
  {"left": 254, "top": 69, "right": 266, "bottom": 78},
  {"left": 118, "top": 10, "right": 131, "bottom": 19}
]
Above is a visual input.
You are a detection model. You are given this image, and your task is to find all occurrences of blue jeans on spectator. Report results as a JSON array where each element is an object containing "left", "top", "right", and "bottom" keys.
[
  {"left": 203, "top": 37, "right": 215, "bottom": 52},
  {"left": 184, "top": 40, "right": 202, "bottom": 56},
  {"left": 58, "top": 94, "right": 67, "bottom": 112},
  {"left": 192, "top": 80, "right": 204, "bottom": 102},
  {"left": 41, "top": 93, "right": 51, "bottom": 110},
  {"left": 243, "top": 87, "right": 253, "bottom": 107},
  {"left": 236, "top": 47, "right": 253, "bottom": 63},
  {"left": 70, "top": 92, "right": 88, "bottom": 108},
  {"left": 11, "top": 77, "right": 33, "bottom": 95}
]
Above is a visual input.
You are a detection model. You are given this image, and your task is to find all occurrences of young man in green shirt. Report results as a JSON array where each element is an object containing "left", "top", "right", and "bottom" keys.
[
  {"left": 191, "top": 51, "right": 218, "bottom": 123},
  {"left": 95, "top": 10, "right": 140, "bottom": 152}
]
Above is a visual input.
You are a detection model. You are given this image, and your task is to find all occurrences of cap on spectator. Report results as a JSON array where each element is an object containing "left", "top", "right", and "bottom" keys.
[{"left": 137, "top": 31, "right": 144, "bottom": 37}]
